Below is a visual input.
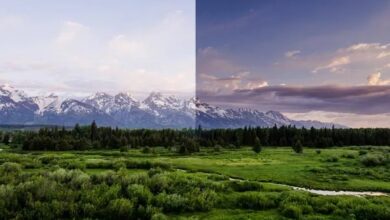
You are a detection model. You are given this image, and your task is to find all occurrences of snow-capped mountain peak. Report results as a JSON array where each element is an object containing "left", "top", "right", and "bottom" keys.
[
  {"left": 32, "top": 94, "right": 62, "bottom": 114},
  {"left": 0, "top": 84, "right": 29, "bottom": 102},
  {"left": 114, "top": 92, "right": 138, "bottom": 105},
  {"left": 0, "top": 84, "right": 346, "bottom": 129}
]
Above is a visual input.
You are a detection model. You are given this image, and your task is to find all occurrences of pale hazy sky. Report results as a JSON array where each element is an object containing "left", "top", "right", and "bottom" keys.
[{"left": 0, "top": 0, "right": 195, "bottom": 98}]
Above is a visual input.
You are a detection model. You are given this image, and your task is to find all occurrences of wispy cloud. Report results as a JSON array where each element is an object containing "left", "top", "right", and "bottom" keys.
[
  {"left": 55, "top": 21, "right": 89, "bottom": 47},
  {"left": 284, "top": 50, "right": 300, "bottom": 58},
  {"left": 312, "top": 56, "right": 350, "bottom": 73}
]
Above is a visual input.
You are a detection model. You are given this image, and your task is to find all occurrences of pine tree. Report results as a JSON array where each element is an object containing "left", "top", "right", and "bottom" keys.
[
  {"left": 292, "top": 139, "right": 303, "bottom": 153},
  {"left": 252, "top": 136, "right": 262, "bottom": 153},
  {"left": 90, "top": 120, "right": 98, "bottom": 142}
]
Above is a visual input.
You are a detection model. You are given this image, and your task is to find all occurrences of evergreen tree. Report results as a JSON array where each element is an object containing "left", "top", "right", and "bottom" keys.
[
  {"left": 252, "top": 136, "right": 262, "bottom": 153},
  {"left": 292, "top": 139, "right": 303, "bottom": 153},
  {"left": 90, "top": 120, "right": 98, "bottom": 141}
]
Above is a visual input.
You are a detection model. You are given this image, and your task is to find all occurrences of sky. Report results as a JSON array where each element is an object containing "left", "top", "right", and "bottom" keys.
[
  {"left": 0, "top": 0, "right": 195, "bottom": 98},
  {"left": 196, "top": 0, "right": 390, "bottom": 128}
]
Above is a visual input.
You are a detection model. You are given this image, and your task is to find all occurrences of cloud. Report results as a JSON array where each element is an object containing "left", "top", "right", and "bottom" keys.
[
  {"left": 312, "top": 56, "right": 350, "bottom": 73},
  {"left": 345, "top": 43, "right": 387, "bottom": 51},
  {"left": 199, "top": 84, "right": 390, "bottom": 115},
  {"left": 377, "top": 51, "right": 390, "bottom": 59},
  {"left": 55, "top": 21, "right": 88, "bottom": 46},
  {"left": 285, "top": 50, "right": 300, "bottom": 58},
  {"left": 285, "top": 111, "right": 390, "bottom": 128},
  {"left": 108, "top": 35, "right": 145, "bottom": 56},
  {"left": 301, "top": 42, "right": 390, "bottom": 77},
  {"left": 367, "top": 72, "right": 390, "bottom": 85},
  {"left": 199, "top": 72, "right": 267, "bottom": 94}
]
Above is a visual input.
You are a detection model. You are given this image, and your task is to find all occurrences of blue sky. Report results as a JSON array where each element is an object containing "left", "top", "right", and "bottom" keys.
[
  {"left": 0, "top": 0, "right": 195, "bottom": 98},
  {"left": 197, "top": 0, "right": 390, "bottom": 127}
]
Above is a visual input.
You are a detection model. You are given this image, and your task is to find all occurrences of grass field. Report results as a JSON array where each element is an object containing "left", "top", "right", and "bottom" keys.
[{"left": 0, "top": 145, "right": 389, "bottom": 219}]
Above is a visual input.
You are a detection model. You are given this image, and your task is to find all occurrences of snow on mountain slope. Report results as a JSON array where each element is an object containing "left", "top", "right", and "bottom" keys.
[
  {"left": 32, "top": 94, "right": 62, "bottom": 114},
  {"left": 0, "top": 84, "right": 346, "bottom": 128},
  {"left": 0, "top": 84, "right": 29, "bottom": 103}
]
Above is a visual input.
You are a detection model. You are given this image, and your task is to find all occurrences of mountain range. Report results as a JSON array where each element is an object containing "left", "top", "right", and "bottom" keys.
[{"left": 0, "top": 84, "right": 345, "bottom": 128}]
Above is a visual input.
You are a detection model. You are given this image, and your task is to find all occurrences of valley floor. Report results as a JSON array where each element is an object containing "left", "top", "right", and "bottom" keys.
[{"left": 0, "top": 145, "right": 389, "bottom": 219}]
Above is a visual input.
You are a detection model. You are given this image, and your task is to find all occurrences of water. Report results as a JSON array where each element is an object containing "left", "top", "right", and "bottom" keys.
[
  {"left": 227, "top": 177, "right": 388, "bottom": 197},
  {"left": 290, "top": 186, "right": 388, "bottom": 196}
]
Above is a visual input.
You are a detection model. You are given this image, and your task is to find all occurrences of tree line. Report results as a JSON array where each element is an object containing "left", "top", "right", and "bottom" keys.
[{"left": 2, "top": 122, "right": 390, "bottom": 152}]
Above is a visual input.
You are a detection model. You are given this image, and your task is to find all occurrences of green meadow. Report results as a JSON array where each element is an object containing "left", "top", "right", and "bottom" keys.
[{"left": 0, "top": 145, "right": 389, "bottom": 219}]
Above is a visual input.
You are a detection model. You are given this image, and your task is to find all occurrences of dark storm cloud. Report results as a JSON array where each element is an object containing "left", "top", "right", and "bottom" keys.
[{"left": 198, "top": 85, "right": 390, "bottom": 115}]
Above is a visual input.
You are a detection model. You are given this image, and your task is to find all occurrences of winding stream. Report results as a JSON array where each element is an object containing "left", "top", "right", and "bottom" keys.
[
  {"left": 185, "top": 170, "right": 389, "bottom": 197},
  {"left": 226, "top": 177, "right": 388, "bottom": 196}
]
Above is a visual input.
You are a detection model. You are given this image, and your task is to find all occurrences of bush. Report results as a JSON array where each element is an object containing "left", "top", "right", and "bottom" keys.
[
  {"left": 0, "top": 162, "right": 22, "bottom": 174},
  {"left": 281, "top": 204, "right": 302, "bottom": 219},
  {"left": 142, "top": 147, "right": 153, "bottom": 154},
  {"left": 359, "top": 150, "right": 368, "bottom": 156},
  {"left": 228, "top": 181, "right": 264, "bottom": 192},
  {"left": 342, "top": 153, "right": 355, "bottom": 159},
  {"left": 315, "top": 149, "right": 321, "bottom": 154},
  {"left": 252, "top": 137, "right": 262, "bottom": 153},
  {"left": 292, "top": 140, "right": 303, "bottom": 153},
  {"left": 107, "top": 198, "right": 134, "bottom": 219},
  {"left": 325, "top": 156, "right": 339, "bottom": 162},
  {"left": 154, "top": 193, "right": 189, "bottom": 212},
  {"left": 119, "top": 146, "right": 128, "bottom": 152},
  {"left": 235, "top": 192, "right": 278, "bottom": 210},
  {"left": 127, "top": 184, "right": 153, "bottom": 206},
  {"left": 361, "top": 155, "right": 388, "bottom": 167}
]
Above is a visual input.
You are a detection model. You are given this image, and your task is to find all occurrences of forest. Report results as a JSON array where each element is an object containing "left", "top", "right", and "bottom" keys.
[{"left": 5, "top": 121, "right": 390, "bottom": 152}]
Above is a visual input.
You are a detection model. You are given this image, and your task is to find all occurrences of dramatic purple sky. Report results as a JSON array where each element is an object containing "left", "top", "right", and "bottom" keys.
[{"left": 196, "top": 0, "right": 390, "bottom": 128}]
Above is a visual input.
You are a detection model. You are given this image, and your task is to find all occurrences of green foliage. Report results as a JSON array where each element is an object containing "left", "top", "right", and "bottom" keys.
[
  {"left": 228, "top": 181, "right": 264, "bottom": 192},
  {"left": 361, "top": 155, "right": 388, "bottom": 167},
  {"left": 16, "top": 122, "right": 390, "bottom": 151},
  {"left": 0, "top": 148, "right": 389, "bottom": 219},
  {"left": 292, "top": 139, "right": 303, "bottom": 153},
  {"left": 325, "top": 156, "right": 339, "bottom": 162},
  {"left": 252, "top": 136, "right": 262, "bottom": 153}
]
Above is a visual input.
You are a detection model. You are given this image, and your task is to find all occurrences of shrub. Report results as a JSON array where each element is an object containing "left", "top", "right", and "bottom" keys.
[
  {"left": 127, "top": 184, "right": 153, "bottom": 206},
  {"left": 228, "top": 181, "right": 264, "bottom": 192},
  {"left": 213, "top": 145, "right": 221, "bottom": 152},
  {"left": 252, "top": 136, "right": 262, "bottom": 154},
  {"left": 113, "top": 160, "right": 127, "bottom": 170},
  {"left": 359, "top": 150, "right": 368, "bottom": 156},
  {"left": 227, "top": 144, "right": 238, "bottom": 149},
  {"left": 107, "top": 198, "right": 134, "bottom": 219},
  {"left": 281, "top": 204, "right": 302, "bottom": 219},
  {"left": 292, "top": 140, "right": 303, "bottom": 153},
  {"left": 119, "top": 146, "right": 128, "bottom": 152},
  {"left": 325, "top": 156, "right": 339, "bottom": 162},
  {"left": 0, "top": 162, "right": 22, "bottom": 174},
  {"left": 315, "top": 149, "right": 321, "bottom": 154},
  {"left": 187, "top": 188, "right": 217, "bottom": 211},
  {"left": 154, "top": 193, "right": 189, "bottom": 212},
  {"left": 151, "top": 213, "right": 168, "bottom": 220},
  {"left": 361, "top": 155, "right": 388, "bottom": 167},
  {"left": 142, "top": 147, "right": 153, "bottom": 154},
  {"left": 235, "top": 192, "right": 278, "bottom": 210},
  {"left": 342, "top": 153, "right": 355, "bottom": 159}
]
